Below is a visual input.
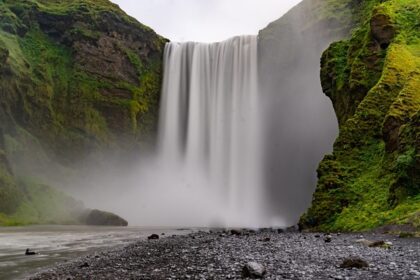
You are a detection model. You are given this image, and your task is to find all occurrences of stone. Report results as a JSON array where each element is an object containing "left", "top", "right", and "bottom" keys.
[
  {"left": 79, "top": 209, "right": 128, "bottom": 226},
  {"left": 148, "top": 234, "right": 160, "bottom": 240},
  {"left": 368, "top": 241, "right": 386, "bottom": 247},
  {"left": 340, "top": 258, "right": 369, "bottom": 269},
  {"left": 242, "top": 262, "right": 266, "bottom": 279},
  {"left": 355, "top": 239, "right": 374, "bottom": 246},
  {"left": 324, "top": 235, "right": 332, "bottom": 243},
  {"left": 25, "top": 249, "right": 37, "bottom": 256},
  {"left": 230, "top": 229, "right": 242, "bottom": 236},
  {"left": 285, "top": 225, "right": 299, "bottom": 233},
  {"left": 409, "top": 269, "right": 420, "bottom": 276},
  {"left": 79, "top": 262, "right": 90, "bottom": 268}
]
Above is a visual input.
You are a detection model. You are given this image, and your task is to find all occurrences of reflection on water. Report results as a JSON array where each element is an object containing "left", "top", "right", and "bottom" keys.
[{"left": 0, "top": 226, "right": 188, "bottom": 280}]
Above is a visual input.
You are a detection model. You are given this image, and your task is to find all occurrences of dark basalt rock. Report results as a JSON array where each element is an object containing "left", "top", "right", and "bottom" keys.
[
  {"left": 79, "top": 262, "right": 90, "bottom": 268},
  {"left": 25, "top": 249, "right": 37, "bottom": 256},
  {"left": 340, "top": 258, "right": 369, "bottom": 269},
  {"left": 79, "top": 209, "right": 128, "bottom": 226},
  {"left": 230, "top": 229, "right": 243, "bottom": 236},
  {"left": 148, "top": 234, "right": 160, "bottom": 240}
]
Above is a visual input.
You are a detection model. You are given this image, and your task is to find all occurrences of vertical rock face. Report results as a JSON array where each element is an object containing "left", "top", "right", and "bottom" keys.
[
  {"left": 0, "top": 0, "right": 166, "bottom": 225},
  {"left": 0, "top": 0, "right": 166, "bottom": 162},
  {"left": 299, "top": 0, "right": 420, "bottom": 231},
  {"left": 259, "top": 0, "right": 419, "bottom": 231},
  {"left": 258, "top": 0, "right": 367, "bottom": 225}
]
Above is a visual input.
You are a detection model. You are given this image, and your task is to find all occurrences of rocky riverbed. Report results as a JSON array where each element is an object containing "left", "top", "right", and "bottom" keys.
[{"left": 30, "top": 230, "right": 419, "bottom": 279}]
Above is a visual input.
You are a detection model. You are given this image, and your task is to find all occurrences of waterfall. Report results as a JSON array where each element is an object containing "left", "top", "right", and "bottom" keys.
[{"left": 158, "top": 36, "right": 269, "bottom": 227}]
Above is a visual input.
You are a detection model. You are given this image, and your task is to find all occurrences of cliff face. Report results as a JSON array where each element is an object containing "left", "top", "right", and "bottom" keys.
[
  {"left": 300, "top": 0, "right": 420, "bottom": 232},
  {"left": 0, "top": 0, "right": 165, "bottom": 225},
  {"left": 258, "top": 0, "right": 372, "bottom": 224},
  {"left": 259, "top": 0, "right": 419, "bottom": 232}
]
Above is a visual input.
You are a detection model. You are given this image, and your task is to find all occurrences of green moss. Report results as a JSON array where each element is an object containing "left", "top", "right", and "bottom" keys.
[
  {"left": 125, "top": 48, "right": 144, "bottom": 78},
  {"left": 301, "top": 0, "right": 420, "bottom": 232},
  {"left": 0, "top": 0, "right": 165, "bottom": 225},
  {"left": 0, "top": 165, "right": 21, "bottom": 214},
  {"left": 0, "top": 177, "right": 83, "bottom": 226}
]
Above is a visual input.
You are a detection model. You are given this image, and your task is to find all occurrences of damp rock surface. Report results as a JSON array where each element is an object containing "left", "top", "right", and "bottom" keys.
[{"left": 30, "top": 232, "right": 420, "bottom": 280}]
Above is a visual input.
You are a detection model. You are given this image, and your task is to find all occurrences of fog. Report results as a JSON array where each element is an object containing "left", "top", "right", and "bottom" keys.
[
  {"left": 9, "top": 1, "right": 345, "bottom": 228},
  {"left": 68, "top": 0, "right": 342, "bottom": 226},
  {"left": 258, "top": 2, "right": 343, "bottom": 225}
]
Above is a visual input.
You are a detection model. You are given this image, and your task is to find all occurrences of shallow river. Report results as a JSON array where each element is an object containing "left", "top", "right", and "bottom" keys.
[{"left": 0, "top": 226, "right": 189, "bottom": 280}]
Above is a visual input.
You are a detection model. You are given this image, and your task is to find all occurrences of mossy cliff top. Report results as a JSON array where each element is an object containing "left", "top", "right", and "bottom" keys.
[
  {"left": 0, "top": 0, "right": 166, "bottom": 225},
  {"left": 0, "top": 0, "right": 166, "bottom": 164},
  {"left": 300, "top": 0, "right": 420, "bottom": 233}
]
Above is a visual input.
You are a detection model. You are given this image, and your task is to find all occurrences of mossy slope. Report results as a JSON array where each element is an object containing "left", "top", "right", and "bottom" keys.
[
  {"left": 300, "top": 0, "right": 420, "bottom": 232},
  {"left": 0, "top": 0, "right": 166, "bottom": 225}
]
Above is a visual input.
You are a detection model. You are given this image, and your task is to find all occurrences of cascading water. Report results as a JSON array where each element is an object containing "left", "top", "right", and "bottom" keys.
[
  {"left": 70, "top": 27, "right": 337, "bottom": 228},
  {"left": 30, "top": 3, "right": 340, "bottom": 229},
  {"left": 158, "top": 36, "right": 270, "bottom": 227}
]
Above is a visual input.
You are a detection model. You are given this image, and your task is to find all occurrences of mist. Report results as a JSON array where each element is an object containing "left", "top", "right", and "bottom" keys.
[
  {"left": 7, "top": 1, "right": 344, "bottom": 229},
  {"left": 258, "top": 2, "right": 342, "bottom": 225},
  {"left": 65, "top": 0, "right": 341, "bottom": 226}
]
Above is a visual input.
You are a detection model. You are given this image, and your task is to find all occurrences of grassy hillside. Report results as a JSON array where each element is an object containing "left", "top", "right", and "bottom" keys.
[
  {"left": 0, "top": 0, "right": 166, "bottom": 225},
  {"left": 300, "top": 0, "right": 420, "bottom": 233}
]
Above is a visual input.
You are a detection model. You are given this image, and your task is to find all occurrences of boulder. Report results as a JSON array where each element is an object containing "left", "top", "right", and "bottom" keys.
[
  {"left": 355, "top": 239, "right": 392, "bottom": 249},
  {"left": 340, "top": 258, "right": 369, "bottom": 269},
  {"left": 79, "top": 209, "right": 128, "bottom": 226},
  {"left": 242, "top": 262, "right": 266, "bottom": 279},
  {"left": 148, "top": 234, "right": 160, "bottom": 240},
  {"left": 368, "top": 241, "right": 385, "bottom": 248}
]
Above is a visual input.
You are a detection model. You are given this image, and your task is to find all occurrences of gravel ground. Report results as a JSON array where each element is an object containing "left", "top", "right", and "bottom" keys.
[{"left": 30, "top": 230, "right": 420, "bottom": 280}]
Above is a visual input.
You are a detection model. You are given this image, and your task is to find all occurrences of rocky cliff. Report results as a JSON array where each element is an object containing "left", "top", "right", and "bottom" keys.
[
  {"left": 259, "top": 0, "right": 419, "bottom": 232},
  {"left": 1, "top": 0, "right": 418, "bottom": 229},
  {"left": 0, "top": 0, "right": 165, "bottom": 225},
  {"left": 258, "top": 0, "right": 374, "bottom": 225},
  {"left": 299, "top": 0, "right": 419, "bottom": 232}
]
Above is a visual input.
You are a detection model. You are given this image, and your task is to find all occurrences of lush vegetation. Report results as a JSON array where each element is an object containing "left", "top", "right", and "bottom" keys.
[
  {"left": 300, "top": 0, "right": 420, "bottom": 233},
  {"left": 1, "top": 0, "right": 418, "bottom": 230},
  {"left": 0, "top": 178, "right": 83, "bottom": 226},
  {"left": 0, "top": 0, "right": 165, "bottom": 225}
]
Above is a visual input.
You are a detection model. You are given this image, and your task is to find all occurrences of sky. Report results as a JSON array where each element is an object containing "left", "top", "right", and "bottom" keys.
[{"left": 111, "top": 0, "right": 302, "bottom": 42}]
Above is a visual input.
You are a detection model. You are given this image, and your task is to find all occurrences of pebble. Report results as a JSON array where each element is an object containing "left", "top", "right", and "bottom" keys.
[
  {"left": 324, "top": 235, "right": 333, "bottom": 243},
  {"left": 31, "top": 232, "right": 420, "bottom": 280}
]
